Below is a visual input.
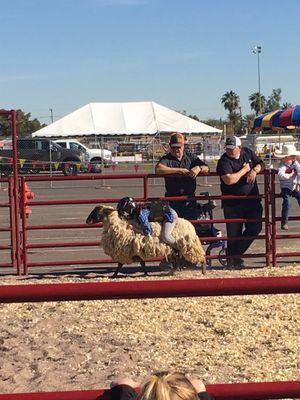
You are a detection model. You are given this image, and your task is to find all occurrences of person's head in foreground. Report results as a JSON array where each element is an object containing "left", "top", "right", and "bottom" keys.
[
  {"left": 139, "top": 371, "right": 201, "bottom": 400},
  {"left": 225, "top": 136, "right": 242, "bottom": 159},
  {"left": 169, "top": 133, "right": 185, "bottom": 160}
]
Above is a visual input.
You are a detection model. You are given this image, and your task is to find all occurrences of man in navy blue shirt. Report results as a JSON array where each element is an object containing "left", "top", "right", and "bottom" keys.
[
  {"left": 155, "top": 132, "right": 209, "bottom": 220},
  {"left": 216, "top": 136, "right": 265, "bottom": 268}
]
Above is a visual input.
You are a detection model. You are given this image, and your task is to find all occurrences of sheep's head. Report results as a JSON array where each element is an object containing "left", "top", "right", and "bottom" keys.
[{"left": 86, "top": 205, "right": 115, "bottom": 224}]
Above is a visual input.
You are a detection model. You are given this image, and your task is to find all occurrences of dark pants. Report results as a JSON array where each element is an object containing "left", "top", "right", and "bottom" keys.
[
  {"left": 281, "top": 188, "right": 300, "bottom": 225},
  {"left": 223, "top": 202, "right": 263, "bottom": 258},
  {"left": 169, "top": 198, "right": 198, "bottom": 220}
]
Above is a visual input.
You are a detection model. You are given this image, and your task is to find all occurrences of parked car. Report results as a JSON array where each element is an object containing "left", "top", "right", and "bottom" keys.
[
  {"left": 0, "top": 138, "right": 89, "bottom": 176},
  {"left": 53, "top": 139, "right": 112, "bottom": 172}
]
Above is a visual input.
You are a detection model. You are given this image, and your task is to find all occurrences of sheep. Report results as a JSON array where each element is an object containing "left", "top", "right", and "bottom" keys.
[{"left": 86, "top": 205, "right": 206, "bottom": 278}]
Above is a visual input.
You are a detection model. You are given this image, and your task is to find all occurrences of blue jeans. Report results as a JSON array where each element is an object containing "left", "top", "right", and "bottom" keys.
[{"left": 281, "top": 188, "right": 300, "bottom": 225}]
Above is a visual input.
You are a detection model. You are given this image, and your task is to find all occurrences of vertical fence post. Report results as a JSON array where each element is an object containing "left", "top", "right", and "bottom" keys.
[
  {"left": 20, "top": 177, "right": 29, "bottom": 275},
  {"left": 8, "top": 177, "right": 17, "bottom": 270},
  {"left": 270, "top": 170, "right": 277, "bottom": 267},
  {"left": 11, "top": 110, "right": 22, "bottom": 275},
  {"left": 143, "top": 174, "right": 149, "bottom": 201},
  {"left": 263, "top": 170, "right": 271, "bottom": 266}
]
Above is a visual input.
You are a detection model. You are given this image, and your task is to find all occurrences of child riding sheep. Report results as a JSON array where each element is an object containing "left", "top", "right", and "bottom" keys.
[{"left": 117, "top": 197, "right": 178, "bottom": 249}]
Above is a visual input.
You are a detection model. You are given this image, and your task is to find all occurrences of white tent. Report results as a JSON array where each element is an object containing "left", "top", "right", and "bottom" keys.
[{"left": 32, "top": 101, "right": 222, "bottom": 137}]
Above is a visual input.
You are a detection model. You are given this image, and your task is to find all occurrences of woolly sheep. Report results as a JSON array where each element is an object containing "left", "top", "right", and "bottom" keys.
[{"left": 86, "top": 205, "right": 206, "bottom": 277}]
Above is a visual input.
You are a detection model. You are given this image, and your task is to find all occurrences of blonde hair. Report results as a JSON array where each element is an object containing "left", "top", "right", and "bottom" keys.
[{"left": 139, "top": 371, "right": 198, "bottom": 400}]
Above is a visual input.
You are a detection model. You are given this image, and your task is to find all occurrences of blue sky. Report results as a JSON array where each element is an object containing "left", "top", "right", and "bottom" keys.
[{"left": 1, "top": 0, "right": 299, "bottom": 124}]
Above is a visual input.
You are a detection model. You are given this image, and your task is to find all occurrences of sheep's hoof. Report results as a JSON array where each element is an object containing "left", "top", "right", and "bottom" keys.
[
  {"left": 110, "top": 263, "right": 123, "bottom": 279},
  {"left": 201, "top": 263, "right": 207, "bottom": 275}
]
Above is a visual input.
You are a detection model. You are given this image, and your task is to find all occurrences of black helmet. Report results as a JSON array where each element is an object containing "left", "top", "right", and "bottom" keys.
[{"left": 117, "top": 197, "right": 136, "bottom": 218}]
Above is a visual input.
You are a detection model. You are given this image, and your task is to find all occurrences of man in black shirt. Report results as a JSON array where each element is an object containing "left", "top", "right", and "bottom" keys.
[
  {"left": 216, "top": 136, "right": 264, "bottom": 268},
  {"left": 155, "top": 132, "right": 209, "bottom": 220}
]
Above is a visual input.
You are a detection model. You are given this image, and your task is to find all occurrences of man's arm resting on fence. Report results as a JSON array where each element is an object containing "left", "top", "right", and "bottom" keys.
[
  {"left": 221, "top": 163, "right": 251, "bottom": 185},
  {"left": 155, "top": 162, "right": 191, "bottom": 176}
]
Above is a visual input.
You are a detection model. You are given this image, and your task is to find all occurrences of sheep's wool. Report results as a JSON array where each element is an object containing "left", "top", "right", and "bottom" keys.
[{"left": 101, "top": 210, "right": 205, "bottom": 265}]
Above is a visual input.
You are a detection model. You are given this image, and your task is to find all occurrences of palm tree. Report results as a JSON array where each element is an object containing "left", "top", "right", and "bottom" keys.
[
  {"left": 221, "top": 91, "right": 240, "bottom": 131},
  {"left": 242, "top": 114, "right": 256, "bottom": 133},
  {"left": 221, "top": 91, "right": 240, "bottom": 114},
  {"left": 282, "top": 102, "right": 292, "bottom": 110},
  {"left": 249, "top": 92, "right": 266, "bottom": 115}
]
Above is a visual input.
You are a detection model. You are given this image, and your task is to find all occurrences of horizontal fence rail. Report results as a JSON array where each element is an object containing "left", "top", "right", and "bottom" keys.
[
  {"left": 0, "top": 380, "right": 300, "bottom": 400},
  {"left": 0, "top": 276, "right": 299, "bottom": 303}
]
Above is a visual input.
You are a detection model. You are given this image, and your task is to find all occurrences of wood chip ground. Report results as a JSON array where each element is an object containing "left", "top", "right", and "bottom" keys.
[{"left": 0, "top": 266, "right": 299, "bottom": 393}]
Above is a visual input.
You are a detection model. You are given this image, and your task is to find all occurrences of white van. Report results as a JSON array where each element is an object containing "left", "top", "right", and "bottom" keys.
[{"left": 53, "top": 139, "right": 112, "bottom": 172}]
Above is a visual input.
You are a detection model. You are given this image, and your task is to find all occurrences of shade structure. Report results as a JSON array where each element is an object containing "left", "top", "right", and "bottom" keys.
[
  {"left": 269, "top": 110, "right": 284, "bottom": 129},
  {"left": 32, "top": 102, "right": 222, "bottom": 137},
  {"left": 279, "top": 105, "right": 300, "bottom": 127},
  {"left": 253, "top": 105, "right": 300, "bottom": 130}
]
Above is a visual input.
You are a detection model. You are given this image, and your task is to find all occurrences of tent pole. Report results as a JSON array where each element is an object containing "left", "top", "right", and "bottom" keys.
[
  {"left": 202, "top": 135, "right": 208, "bottom": 186},
  {"left": 100, "top": 135, "right": 104, "bottom": 186},
  {"left": 152, "top": 136, "right": 156, "bottom": 186},
  {"left": 49, "top": 141, "right": 53, "bottom": 189}
]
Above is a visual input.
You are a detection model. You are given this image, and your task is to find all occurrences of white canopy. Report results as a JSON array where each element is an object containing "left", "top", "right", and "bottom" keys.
[{"left": 32, "top": 101, "right": 222, "bottom": 137}]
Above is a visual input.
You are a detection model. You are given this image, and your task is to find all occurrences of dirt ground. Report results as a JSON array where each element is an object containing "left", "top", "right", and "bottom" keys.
[{"left": 0, "top": 265, "right": 299, "bottom": 394}]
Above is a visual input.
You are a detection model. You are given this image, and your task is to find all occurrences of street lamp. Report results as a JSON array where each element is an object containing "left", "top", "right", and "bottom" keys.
[
  {"left": 49, "top": 108, "right": 54, "bottom": 123},
  {"left": 252, "top": 45, "right": 262, "bottom": 114}
]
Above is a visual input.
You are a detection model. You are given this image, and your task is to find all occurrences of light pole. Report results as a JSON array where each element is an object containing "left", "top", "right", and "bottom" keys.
[
  {"left": 49, "top": 108, "right": 54, "bottom": 123},
  {"left": 252, "top": 45, "right": 262, "bottom": 114}
]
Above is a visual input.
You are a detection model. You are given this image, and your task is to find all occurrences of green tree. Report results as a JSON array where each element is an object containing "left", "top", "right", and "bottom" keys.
[
  {"left": 266, "top": 88, "right": 282, "bottom": 112},
  {"left": 221, "top": 91, "right": 241, "bottom": 132},
  {"left": 249, "top": 92, "right": 266, "bottom": 115},
  {"left": 188, "top": 114, "right": 200, "bottom": 121},
  {"left": 242, "top": 114, "right": 256, "bottom": 133},
  {"left": 202, "top": 118, "right": 226, "bottom": 131},
  {"left": 0, "top": 109, "right": 45, "bottom": 138}
]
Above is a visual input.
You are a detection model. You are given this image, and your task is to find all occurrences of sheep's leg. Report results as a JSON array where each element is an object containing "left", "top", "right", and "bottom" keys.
[
  {"left": 140, "top": 260, "right": 148, "bottom": 276},
  {"left": 111, "top": 263, "right": 123, "bottom": 279}
]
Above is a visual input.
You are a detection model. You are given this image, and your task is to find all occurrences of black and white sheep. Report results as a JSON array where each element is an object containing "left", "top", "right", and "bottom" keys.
[{"left": 86, "top": 205, "right": 206, "bottom": 277}]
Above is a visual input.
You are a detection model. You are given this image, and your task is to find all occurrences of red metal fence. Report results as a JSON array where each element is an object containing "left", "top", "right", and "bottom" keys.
[
  {"left": 0, "top": 177, "right": 17, "bottom": 270},
  {"left": 1, "top": 276, "right": 300, "bottom": 303},
  {"left": 0, "top": 170, "right": 299, "bottom": 275},
  {"left": 0, "top": 380, "right": 299, "bottom": 400}
]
